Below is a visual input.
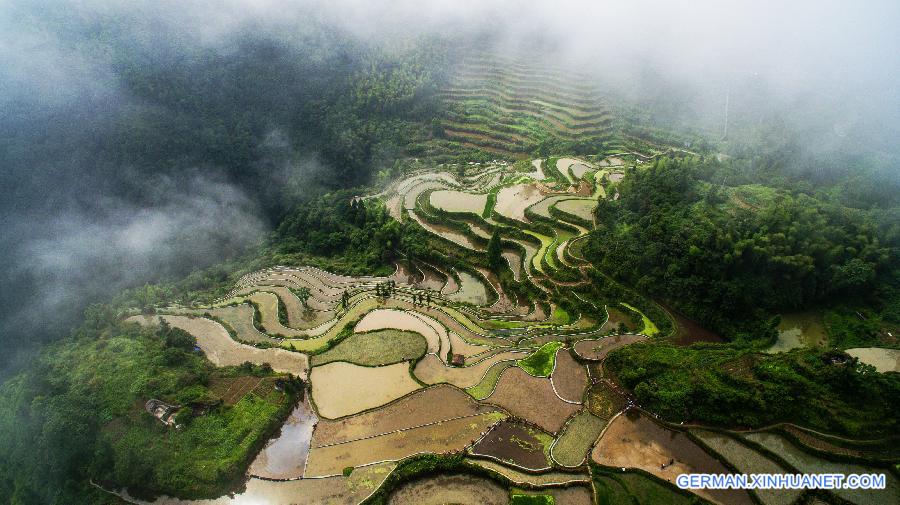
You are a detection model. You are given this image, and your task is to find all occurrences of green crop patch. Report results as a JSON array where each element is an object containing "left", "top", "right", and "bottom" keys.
[{"left": 517, "top": 341, "right": 564, "bottom": 377}]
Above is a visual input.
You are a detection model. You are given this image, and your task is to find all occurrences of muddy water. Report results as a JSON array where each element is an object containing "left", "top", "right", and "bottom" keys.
[
  {"left": 555, "top": 198, "right": 595, "bottom": 222},
  {"left": 447, "top": 269, "right": 491, "bottom": 305},
  {"left": 495, "top": 183, "right": 545, "bottom": 222},
  {"left": 249, "top": 396, "right": 317, "bottom": 479},
  {"left": 846, "top": 347, "right": 900, "bottom": 372},
  {"left": 430, "top": 189, "right": 487, "bottom": 214},
  {"left": 355, "top": 309, "right": 442, "bottom": 355},
  {"left": 408, "top": 210, "right": 480, "bottom": 250},
  {"left": 310, "top": 361, "right": 421, "bottom": 419}
]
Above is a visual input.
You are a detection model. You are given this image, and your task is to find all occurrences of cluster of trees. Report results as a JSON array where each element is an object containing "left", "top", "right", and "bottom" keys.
[
  {"left": 606, "top": 343, "right": 900, "bottom": 437},
  {"left": 275, "top": 192, "right": 425, "bottom": 274},
  {"left": 585, "top": 155, "right": 896, "bottom": 335},
  {"left": 0, "top": 310, "right": 297, "bottom": 503}
]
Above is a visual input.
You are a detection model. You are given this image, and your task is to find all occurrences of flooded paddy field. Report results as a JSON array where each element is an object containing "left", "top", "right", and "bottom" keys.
[
  {"left": 430, "top": 189, "right": 488, "bottom": 214},
  {"left": 309, "top": 361, "right": 421, "bottom": 418},
  {"left": 470, "top": 419, "right": 554, "bottom": 469},
  {"left": 768, "top": 311, "right": 827, "bottom": 353},
  {"left": 845, "top": 347, "right": 900, "bottom": 372},
  {"left": 554, "top": 198, "right": 595, "bottom": 222},
  {"left": 446, "top": 269, "right": 492, "bottom": 305}
]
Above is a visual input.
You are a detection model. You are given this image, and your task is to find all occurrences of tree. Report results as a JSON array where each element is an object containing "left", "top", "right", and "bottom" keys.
[
  {"left": 487, "top": 229, "right": 502, "bottom": 271},
  {"left": 294, "top": 287, "right": 311, "bottom": 313}
]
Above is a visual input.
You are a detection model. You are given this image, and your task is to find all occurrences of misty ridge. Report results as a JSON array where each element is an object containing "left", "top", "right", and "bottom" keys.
[{"left": 1, "top": 0, "right": 898, "bottom": 375}]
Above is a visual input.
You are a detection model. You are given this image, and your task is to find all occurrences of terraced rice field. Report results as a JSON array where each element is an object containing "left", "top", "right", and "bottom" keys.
[
  {"left": 386, "top": 474, "right": 507, "bottom": 505},
  {"left": 550, "top": 410, "right": 606, "bottom": 467},
  {"left": 485, "top": 367, "right": 580, "bottom": 434},
  {"left": 430, "top": 189, "right": 488, "bottom": 214},
  {"left": 574, "top": 334, "right": 647, "bottom": 361},
  {"left": 140, "top": 149, "right": 699, "bottom": 503},
  {"left": 743, "top": 432, "right": 899, "bottom": 505},
  {"left": 593, "top": 413, "right": 754, "bottom": 505},
  {"left": 436, "top": 54, "right": 614, "bottom": 156},
  {"left": 470, "top": 420, "right": 554, "bottom": 469},
  {"left": 414, "top": 351, "right": 525, "bottom": 388},
  {"left": 310, "top": 361, "right": 421, "bottom": 418},
  {"left": 127, "top": 314, "right": 309, "bottom": 377},
  {"left": 310, "top": 385, "right": 496, "bottom": 447},
  {"left": 310, "top": 330, "right": 426, "bottom": 367},
  {"left": 555, "top": 199, "right": 595, "bottom": 222},
  {"left": 304, "top": 411, "right": 504, "bottom": 476},
  {"left": 550, "top": 348, "right": 589, "bottom": 402},
  {"left": 691, "top": 430, "right": 800, "bottom": 505}
]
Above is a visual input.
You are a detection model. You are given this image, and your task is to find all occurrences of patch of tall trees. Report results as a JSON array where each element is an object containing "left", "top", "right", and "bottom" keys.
[{"left": 585, "top": 156, "right": 896, "bottom": 335}]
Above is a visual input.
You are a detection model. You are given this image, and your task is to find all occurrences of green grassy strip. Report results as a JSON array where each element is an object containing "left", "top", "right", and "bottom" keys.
[{"left": 517, "top": 341, "right": 564, "bottom": 377}]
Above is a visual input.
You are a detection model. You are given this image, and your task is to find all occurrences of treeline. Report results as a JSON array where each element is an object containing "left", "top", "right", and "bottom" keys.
[{"left": 585, "top": 155, "right": 898, "bottom": 335}]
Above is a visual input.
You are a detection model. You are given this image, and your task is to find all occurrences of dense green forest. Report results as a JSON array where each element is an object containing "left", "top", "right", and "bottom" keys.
[
  {"left": 0, "top": 309, "right": 301, "bottom": 503},
  {"left": 585, "top": 153, "right": 899, "bottom": 336}
]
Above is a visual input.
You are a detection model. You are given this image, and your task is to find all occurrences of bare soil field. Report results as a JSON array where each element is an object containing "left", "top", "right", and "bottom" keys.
[
  {"left": 311, "top": 385, "right": 496, "bottom": 447},
  {"left": 592, "top": 412, "right": 753, "bottom": 505},
  {"left": 304, "top": 412, "right": 504, "bottom": 476},
  {"left": 470, "top": 420, "right": 553, "bottom": 469},
  {"left": 127, "top": 315, "right": 309, "bottom": 377},
  {"left": 574, "top": 334, "right": 647, "bottom": 361},
  {"left": 484, "top": 367, "right": 580, "bottom": 433},
  {"left": 386, "top": 474, "right": 507, "bottom": 505},
  {"left": 309, "top": 361, "right": 421, "bottom": 419},
  {"left": 551, "top": 348, "right": 588, "bottom": 402}
]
